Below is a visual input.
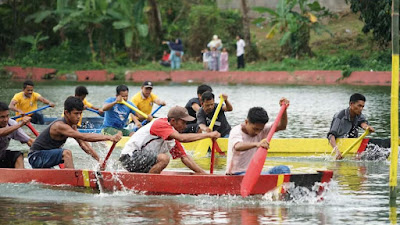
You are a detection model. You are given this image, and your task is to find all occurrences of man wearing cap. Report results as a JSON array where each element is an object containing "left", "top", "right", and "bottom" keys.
[
  {"left": 120, "top": 106, "right": 220, "bottom": 174},
  {"left": 130, "top": 81, "right": 166, "bottom": 125}
]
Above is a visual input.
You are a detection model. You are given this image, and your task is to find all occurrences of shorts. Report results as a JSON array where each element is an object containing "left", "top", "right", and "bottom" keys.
[
  {"left": 119, "top": 150, "right": 158, "bottom": 173},
  {"left": 232, "top": 165, "right": 291, "bottom": 175},
  {"left": 0, "top": 150, "right": 23, "bottom": 168},
  {"left": 28, "top": 149, "right": 64, "bottom": 168},
  {"left": 102, "top": 127, "right": 131, "bottom": 136}
]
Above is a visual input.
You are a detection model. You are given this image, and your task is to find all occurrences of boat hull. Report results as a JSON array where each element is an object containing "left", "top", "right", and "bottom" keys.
[
  {"left": 113, "top": 137, "right": 391, "bottom": 157},
  {"left": 0, "top": 169, "right": 332, "bottom": 196}
]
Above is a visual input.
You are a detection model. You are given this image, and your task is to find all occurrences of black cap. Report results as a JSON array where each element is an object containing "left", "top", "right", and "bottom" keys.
[{"left": 142, "top": 81, "right": 153, "bottom": 88}]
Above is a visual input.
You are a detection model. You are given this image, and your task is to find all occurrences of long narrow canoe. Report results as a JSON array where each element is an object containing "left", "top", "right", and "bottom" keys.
[
  {"left": 113, "top": 137, "right": 391, "bottom": 158},
  {"left": 0, "top": 168, "right": 332, "bottom": 196},
  {"left": 41, "top": 117, "right": 104, "bottom": 133}
]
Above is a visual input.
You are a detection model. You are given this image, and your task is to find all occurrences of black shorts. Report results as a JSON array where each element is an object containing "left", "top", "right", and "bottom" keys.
[
  {"left": 119, "top": 150, "right": 158, "bottom": 173},
  {"left": 0, "top": 150, "right": 23, "bottom": 168}
]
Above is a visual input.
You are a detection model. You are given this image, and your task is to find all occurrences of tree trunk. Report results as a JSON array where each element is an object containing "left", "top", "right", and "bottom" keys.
[
  {"left": 87, "top": 26, "right": 97, "bottom": 62},
  {"left": 147, "top": 0, "right": 163, "bottom": 43},
  {"left": 240, "top": 0, "right": 259, "bottom": 61},
  {"left": 240, "top": 0, "right": 251, "bottom": 47}
]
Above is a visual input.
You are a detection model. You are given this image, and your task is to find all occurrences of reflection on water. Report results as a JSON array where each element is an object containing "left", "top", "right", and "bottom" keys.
[{"left": 0, "top": 82, "right": 398, "bottom": 224}]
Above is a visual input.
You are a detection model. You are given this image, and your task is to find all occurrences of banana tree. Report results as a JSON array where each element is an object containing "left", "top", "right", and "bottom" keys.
[
  {"left": 19, "top": 32, "right": 49, "bottom": 51},
  {"left": 253, "top": 0, "right": 333, "bottom": 58},
  {"left": 108, "top": 0, "right": 148, "bottom": 60}
]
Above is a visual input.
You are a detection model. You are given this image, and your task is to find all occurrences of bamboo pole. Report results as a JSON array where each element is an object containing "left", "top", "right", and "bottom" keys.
[{"left": 389, "top": 0, "right": 399, "bottom": 200}]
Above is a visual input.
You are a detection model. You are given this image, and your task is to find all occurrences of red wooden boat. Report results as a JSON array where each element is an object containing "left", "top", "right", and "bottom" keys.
[{"left": 0, "top": 169, "right": 333, "bottom": 196}]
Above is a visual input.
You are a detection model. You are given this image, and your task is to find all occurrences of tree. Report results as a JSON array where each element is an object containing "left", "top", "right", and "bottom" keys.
[
  {"left": 254, "top": 0, "right": 332, "bottom": 58},
  {"left": 108, "top": 0, "right": 148, "bottom": 60},
  {"left": 240, "top": 0, "right": 259, "bottom": 61},
  {"left": 345, "top": 0, "right": 391, "bottom": 47}
]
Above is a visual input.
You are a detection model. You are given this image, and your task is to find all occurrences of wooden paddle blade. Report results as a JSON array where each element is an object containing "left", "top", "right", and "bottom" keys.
[{"left": 240, "top": 148, "right": 268, "bottom": 197}]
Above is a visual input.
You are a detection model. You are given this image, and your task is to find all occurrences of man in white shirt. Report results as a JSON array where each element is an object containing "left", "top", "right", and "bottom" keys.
[
  {"left": 226, "top": 99, "right": 290, "bottom": 175},
  {"left": 236, "top": 35, "right": 246, "bottom": 69}
]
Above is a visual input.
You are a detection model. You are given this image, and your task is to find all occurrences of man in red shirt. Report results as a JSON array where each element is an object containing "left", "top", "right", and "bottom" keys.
[{"left": 120, "top": 106, "right": 220, "bottom": 174}]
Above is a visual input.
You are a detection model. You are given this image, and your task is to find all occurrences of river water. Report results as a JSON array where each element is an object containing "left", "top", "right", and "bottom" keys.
[{"left": 0, "top": 81, "right": 398, "bottom": 224}]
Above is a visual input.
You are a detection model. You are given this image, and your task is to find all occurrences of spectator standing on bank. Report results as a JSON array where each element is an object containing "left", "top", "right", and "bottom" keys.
[
  {"left": 162, "top": 39, "right": 184, "bottom": 70},
  {"left": 236, "top": 35, "right": 245, "bottom": 69},
  {"left": 207, "top": 35, "right": 223, "bottom": 70},
  {"left": 219, "top": 48, "right": 229, "bottom": 72}
]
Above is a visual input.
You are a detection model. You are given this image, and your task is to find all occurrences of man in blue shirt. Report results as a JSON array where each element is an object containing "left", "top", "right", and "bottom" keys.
[{"left": 102, "top": 85, "right": 140, "bottom": 136}]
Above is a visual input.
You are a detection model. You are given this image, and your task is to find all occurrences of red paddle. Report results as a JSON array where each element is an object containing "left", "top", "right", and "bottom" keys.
[
  {"left": 100, "top": 142, "right": 117, "bottom": 171},
  {"left": 25, "top": 122, "right": 65, "bottom": 169},
  {"left": 240, "top": 103, "right": 288, "bottom": 197}
]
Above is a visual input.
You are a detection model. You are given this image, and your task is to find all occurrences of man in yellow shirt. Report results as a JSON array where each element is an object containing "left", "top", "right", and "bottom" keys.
[
  {"left": 130, "top": 81, "right": 166, "bottom": 125},
  {"left": 9, "top": 80, "right": 55, "bottom": 124},
  {"left": 74, "top": 86, "right": 103, "bottom": 127}
]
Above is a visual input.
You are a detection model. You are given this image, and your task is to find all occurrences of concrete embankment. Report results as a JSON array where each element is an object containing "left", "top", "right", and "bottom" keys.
[{"left": 2, "top": 66, "right": 394, "bottom": 86}]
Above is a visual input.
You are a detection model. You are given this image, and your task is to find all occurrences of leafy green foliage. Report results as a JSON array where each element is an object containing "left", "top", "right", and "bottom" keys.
[
  {"left": 254, "top": 0, "right": 333, "bottom": 58},
  {"left": 345, "top": 0, "right": 391, "bottom": 46}
]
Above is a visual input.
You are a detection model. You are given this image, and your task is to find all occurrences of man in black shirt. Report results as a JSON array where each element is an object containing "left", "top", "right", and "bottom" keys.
[
  {"left": 183, "top": 84, "right": 213, "bottom": 133},
  {"left": 197, "top": 91, "right": 233, "bottom": 137}
]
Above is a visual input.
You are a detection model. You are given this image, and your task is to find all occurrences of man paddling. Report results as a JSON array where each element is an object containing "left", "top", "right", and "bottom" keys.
[
  {"left": 9, "top": 80, "right": 55, "bottom": 124},
  {"left": 28, "top": 96, "right": 121, "bottom": 169},
  {"left": 120, "top": 106, "right": 220, "bottom": 174},
  {"left": 183, "top": 84, "right": 213, "bottom": 133},
  {"left": 226, "top": 101, "right": 290, "bottom": 175},
  {"left": 130, "top": 81, "right": 166, "bottom": 125},
  {"left": 197, "top": 91, "right": 232, "bottom": 137},
  {"left": 328, "top": 93, "right": 375, "bottom": 160},
  {"left": 102, "top": 85, "right": 141, "bottom": 136},
  {"left": 74, "top": 86, "right": 103, "bottom": 126},
  {"left": 0, "top": 102, "right": 34, "bottom": 168}
]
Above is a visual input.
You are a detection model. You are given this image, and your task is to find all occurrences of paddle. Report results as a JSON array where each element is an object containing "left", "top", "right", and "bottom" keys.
[
  {"left": 119, "top": 99, "right": 148, "bottom": 119},
  {"left": 340, "top": 129, "right": 370, "bottom": 158},
  {"left": 133, "top": 105, "right": 163, "bottom": 131},
  {"left": 240, "top": 103, "right": 288, "bottom": 197},
  {"left": 11, "top": 105, "right": 51, "bottom": 120},
  {"left": 100, "top": 142, "right": 117, "bottom": 171},
  {"left": 25, "top": 122, "right": 65, "bottom": 169},
  {"left": 85, "top": 107, "right": 103, "bottom": 116},
  {"left": 209, "top": 94, "right": 224, "bottom": 174}
]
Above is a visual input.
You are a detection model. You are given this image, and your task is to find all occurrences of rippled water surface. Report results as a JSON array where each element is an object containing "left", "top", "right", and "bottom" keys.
[{"left": 0, "top": 81, "right": 398, "bottom": 224}]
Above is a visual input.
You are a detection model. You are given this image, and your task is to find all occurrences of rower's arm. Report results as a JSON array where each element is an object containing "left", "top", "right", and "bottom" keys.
[
  {"left": 181, "top": 155, "right": 206, "bottom": 174},
  {"left": 8, "top": 100, "right": 23, "bottom": 113},
  {"left": 221, "top": 94, "right": 233, "bottom": 112},
  {"left": 276, "top": 109, "right": 288, "bottom": 131},
  {"left": 102, "top": 100, "right": 117, "bottom": 111},
  {"left": 154, "top": 98, "right": 166, "bottom": 106},
  {"left": 54, "top": 122, "right": 118, "bottom": 142},
  {"left": 169, "top": 130, "right": 220, "bottom": 143},
  {"left": 38, "top": 96, "right": 55, "bottom": 107},
  {"left": 192, "top": 103, "right": 201, "bottom": 112},
  {"left": 0, "top": 116, "right": 31, "bottom": 137},
  {"left": 76, "top": 139, "right": 100, "bottom": 161},
  {"left": 361, "top": 122, "right": 375, "bottom": 133},
  {"left": 234, "top": 142, "right": 260, "bottom": 152}
]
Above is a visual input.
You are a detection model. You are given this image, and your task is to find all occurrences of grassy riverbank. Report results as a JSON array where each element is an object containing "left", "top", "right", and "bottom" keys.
[{"left": 0, "top": 13, "right": 391, "bottom": 80}]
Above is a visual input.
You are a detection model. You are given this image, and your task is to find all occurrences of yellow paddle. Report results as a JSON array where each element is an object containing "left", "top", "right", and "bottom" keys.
[
  {"left": 209, "top": 94, "right": 224, "bottom": 174},
  {"left": 340, "top": 129, "right": 370, "bottom": 158},
  {"left": 119, "top": 99, "right": 148, "bottom": 119}
]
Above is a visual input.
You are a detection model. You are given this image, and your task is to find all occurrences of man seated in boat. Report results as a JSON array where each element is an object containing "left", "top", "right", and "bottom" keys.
[
  {"left": 197, "top": 91, "right": 232, "bottom": 137},
  {"left": 328, "top": 93, "right": 375, "bottom": 160},
  {"left": 74, "top": 86, "right": 104, "bottom": 127},
  {"left": 102, "top": 85, "right": 141, "bottom": 136},
  {"left": 119, "top": 106, "right": 220, "bottom": 174},
  {"left": 28, "top": 96, "right": 122, "bottom": 169},
  {"left": 0, "top": 102, "right": 34, "bottom": 169},
  {"left": 130, "top": 81, "right": 166, "bottom": 126},
  {"left": 9, "top": 80, "right": 55, "bottom": 125},
  {"left": 226, "top": 101, "right": 291, "bottom": 175},
  {"left": 183, "top": 84, "right": 213, "bottom": 133}
]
